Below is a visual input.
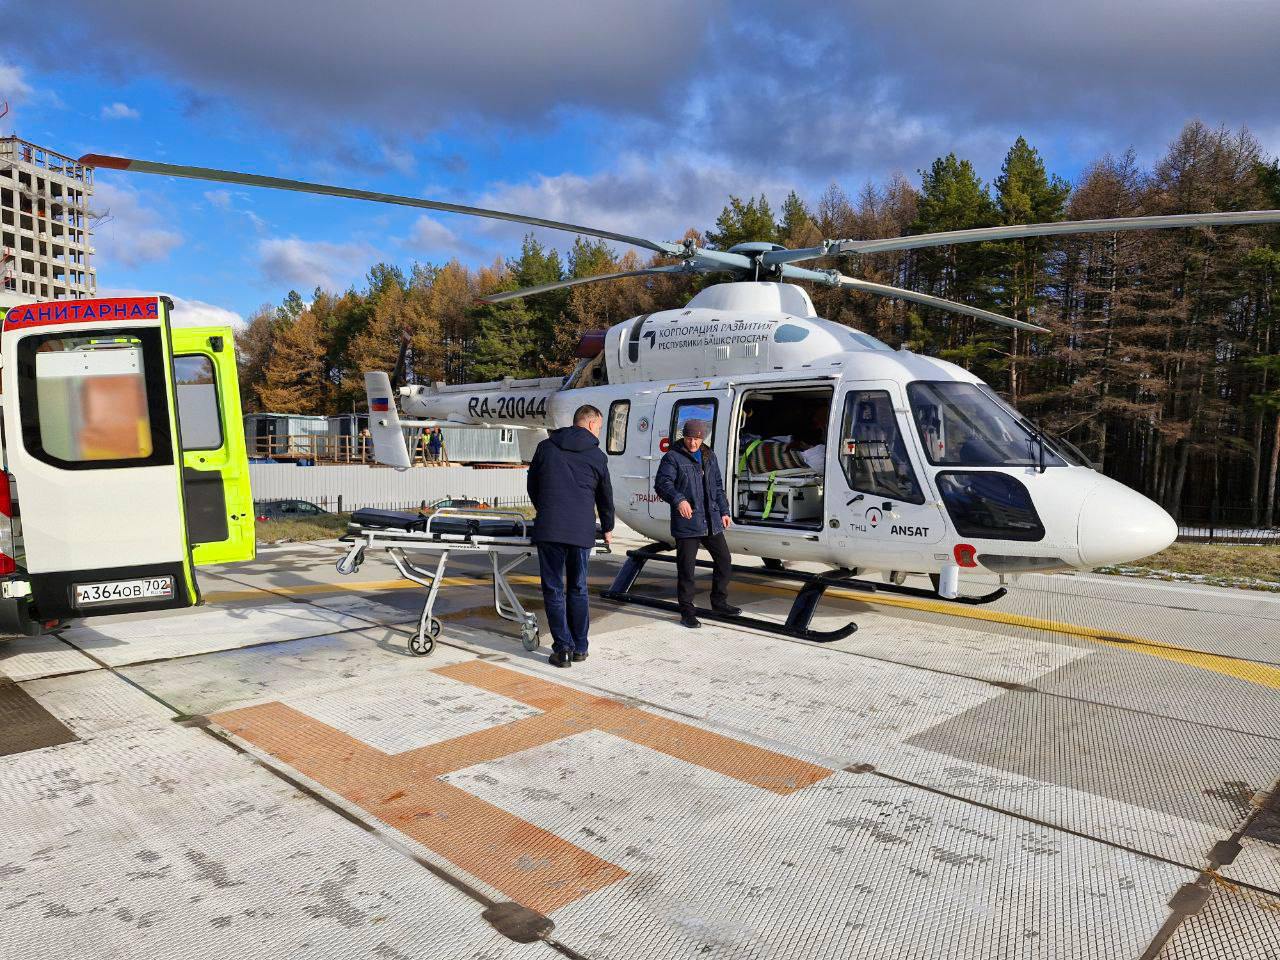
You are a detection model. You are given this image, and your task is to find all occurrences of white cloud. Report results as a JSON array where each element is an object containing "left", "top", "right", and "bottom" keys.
[
  {"left": 0, "top": 61, "right": 32, "bottom": 102},
  {"left": 101, "top": 101, "right": 140, "bottom": 120},
  {"left": 379, "top": 142, "right": 416, "bottom": 175},
  {"left": 258, "top": 236, "right": 377, "bottom": 291},
  {"left": 405, "top": 215, "right": 460, "bottom": 251},
  {"left": 205, "top": 189, "right": 267, "bottom": 231},
  {"left": 98, "top": 288, "right": 244, "bottom": 328},
  {"left": 474, "top": 153, "right": 795, "bottom": 252},
  {"left": 91, "top": 182, "right": 183, "bottom": 269}
]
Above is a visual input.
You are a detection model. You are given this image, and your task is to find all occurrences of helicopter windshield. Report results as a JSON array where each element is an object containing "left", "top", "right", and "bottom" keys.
[{"left": 908, "top": 381, "right": 1067, "bottom": 468}]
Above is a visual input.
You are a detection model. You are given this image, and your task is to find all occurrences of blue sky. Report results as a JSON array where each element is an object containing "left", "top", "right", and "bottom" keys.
[{"left": 3, "top": 0, "right": 1278, "bottom": 324}]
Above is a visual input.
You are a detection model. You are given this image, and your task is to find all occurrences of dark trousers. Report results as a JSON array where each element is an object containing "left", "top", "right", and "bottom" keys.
[
  {"left": 675, "top": 532, "right": 732, "bottom": 614},
  {"left": 537, "top": 542, "right": 592, "bottom": 655}
]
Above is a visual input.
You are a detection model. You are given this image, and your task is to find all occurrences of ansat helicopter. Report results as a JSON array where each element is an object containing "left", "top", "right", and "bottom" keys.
[{"left": 82, "top": 153, "right": 1280, "bottom": 639}]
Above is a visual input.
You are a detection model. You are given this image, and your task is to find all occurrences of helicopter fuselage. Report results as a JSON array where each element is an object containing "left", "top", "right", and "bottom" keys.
[{"left": 392, "top": 283, "right": 1176, "bottom": 590}]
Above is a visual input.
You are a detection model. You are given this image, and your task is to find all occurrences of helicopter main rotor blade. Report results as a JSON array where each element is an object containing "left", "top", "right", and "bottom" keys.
[
  {"left": 835, "top": 275, "right": 1048, "bottom": 333},
  {"left": 78, "top": 154, "right": 681, "bottom": 256},
  {"left": 771, "top": 262, "right": 1045, "bottom": 331},
  {"left": 477, "top": 264, "right": 696, "bottom": 303},
  {"left": 836, "top": 209, "right": 1280, "bottom": 255}
]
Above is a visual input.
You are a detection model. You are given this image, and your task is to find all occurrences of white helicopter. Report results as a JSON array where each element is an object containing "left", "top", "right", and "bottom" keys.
[{"left": 82, "top": 153, "right": 1280, "bottom": 640}]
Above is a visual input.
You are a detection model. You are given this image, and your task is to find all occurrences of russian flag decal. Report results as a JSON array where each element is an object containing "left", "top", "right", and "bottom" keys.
[{"left": 371, "top": 397, "right": 390, "bottom": 412}]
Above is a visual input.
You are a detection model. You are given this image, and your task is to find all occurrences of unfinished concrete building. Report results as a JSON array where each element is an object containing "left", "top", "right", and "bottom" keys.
[{"left": 0, "top": 137, "right": 96, "bottom": 302}]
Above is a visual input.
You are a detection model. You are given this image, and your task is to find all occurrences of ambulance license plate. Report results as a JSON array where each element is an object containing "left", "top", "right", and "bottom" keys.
[{"left": 73, "top": 576, "right": 174, "bottom": 607}]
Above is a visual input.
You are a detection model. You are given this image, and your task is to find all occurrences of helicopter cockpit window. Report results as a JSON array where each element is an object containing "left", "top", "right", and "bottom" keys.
[
  {"left": 977, "top": 385, "right": 1093, "bottom": 468},
  {"left": 839, "top": 390, "right": 924, "bottom": 504},
  {"left": 908, "top": 381, "right": 1066, "bottom": 468}
]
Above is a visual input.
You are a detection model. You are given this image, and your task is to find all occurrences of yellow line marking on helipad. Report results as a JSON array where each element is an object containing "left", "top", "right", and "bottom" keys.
[{"left": 205, "top": 567, "right": 1280, "bottom": 691}]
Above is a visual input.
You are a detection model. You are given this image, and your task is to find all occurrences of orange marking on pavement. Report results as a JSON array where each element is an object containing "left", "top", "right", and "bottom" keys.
[
  {"left": 433, "top": 660, "right": 831, "bottom": 794},
  {"left": 213, "top": 701, "right": 624, "bottom": 913},
  {"left": 212, "top": 661, "right": 832, "bottom": 912}
]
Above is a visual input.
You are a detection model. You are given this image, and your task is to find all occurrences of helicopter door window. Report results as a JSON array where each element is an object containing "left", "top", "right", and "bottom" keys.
[
  {"left": 606, "top": 400, "right": 629, "bottom": 455},
  {"left": 839, "top": 390, "right": 924, "bottom": 504},
  {"left": 671, "top": 399, "right": 717, "bottom": 446}
]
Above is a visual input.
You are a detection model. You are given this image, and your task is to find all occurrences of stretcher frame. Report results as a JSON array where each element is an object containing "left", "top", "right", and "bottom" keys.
[{"left": 336, "top": 508, "right": 543, "bottom": 656}]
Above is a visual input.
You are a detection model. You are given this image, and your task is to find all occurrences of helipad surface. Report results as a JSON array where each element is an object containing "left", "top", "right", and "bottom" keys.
[{"left": 1, "top": 540, "right": 1277, "bottom": 959}]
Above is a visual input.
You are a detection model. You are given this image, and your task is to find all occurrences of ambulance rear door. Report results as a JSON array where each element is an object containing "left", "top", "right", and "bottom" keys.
[
  {"left": 1, "top": 296, "right": 198, "bottom": 620},
  {"left": 172, "top": 326, "right": 255, "bottom": 565}
]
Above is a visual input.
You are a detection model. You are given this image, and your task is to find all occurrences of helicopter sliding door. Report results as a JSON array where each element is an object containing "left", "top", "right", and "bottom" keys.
[
  {"left": 648, "top": 388, "right": 733, "bottom": 522},
  {"left": 832, "top": 381, "right": 945, "bottom": 548}
]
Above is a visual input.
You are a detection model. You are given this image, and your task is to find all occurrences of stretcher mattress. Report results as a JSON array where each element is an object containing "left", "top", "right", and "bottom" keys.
[{"left": 350, "top": 508, "right": 532, "bottom": 539}]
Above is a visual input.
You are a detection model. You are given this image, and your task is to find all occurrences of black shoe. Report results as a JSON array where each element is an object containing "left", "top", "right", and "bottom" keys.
[
  {"left": 680, "top": 612, "right": 701, "bottom": 629},
  {"left": 712, "top": 603, "right": 742, "bottom": 617},
  {"left": 548, "top": 650, "right": 572, "bottom": 668},
  {"left": 571, "top": 651, "right": 588, "bottom": 662}
]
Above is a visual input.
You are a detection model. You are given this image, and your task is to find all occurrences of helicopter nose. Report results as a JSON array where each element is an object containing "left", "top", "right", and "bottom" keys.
[{"left": 1077, "top": 480, "right": 1177, "bottom": 567}]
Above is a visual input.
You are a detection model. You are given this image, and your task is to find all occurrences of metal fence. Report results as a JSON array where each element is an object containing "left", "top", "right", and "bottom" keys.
[
  {"left": 248, "top": 463, "right": 530, "bottom": 512},
  {"left": 245, "top": 428, "right": 522, "bottom": 465},
  {"left": 1176, "top": 505, "right": 1279, "bottom": 544}
]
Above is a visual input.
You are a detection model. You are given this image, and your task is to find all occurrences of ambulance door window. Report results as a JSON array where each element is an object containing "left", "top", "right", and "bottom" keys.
[
  {"left": 17, "top": 330, "right": 173, "bottom": 470},
  {"left": 175, "top": 356, "right": 222, "bottom": 450},
  {"left": 606, "top": 400, "right": 630, "bottom": 455},
  {"left": 175, "top": 354, "right": 228, "bottom": 545},
  {"left": 839, "top": 390, "right": 924, "bottom": 504}
]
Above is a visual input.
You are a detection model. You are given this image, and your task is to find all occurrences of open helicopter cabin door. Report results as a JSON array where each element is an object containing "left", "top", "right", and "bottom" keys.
[
  {"left": 648, "top": 386, "right": 734, "bottom": 522},
  {"left": 0, "top": 296, "right": 249, "bottom": 624}
]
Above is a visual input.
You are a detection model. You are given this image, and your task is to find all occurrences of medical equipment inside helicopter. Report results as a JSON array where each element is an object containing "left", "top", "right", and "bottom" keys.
[{"left": 729, "top": 387, "right": 833, "bottom": 530}]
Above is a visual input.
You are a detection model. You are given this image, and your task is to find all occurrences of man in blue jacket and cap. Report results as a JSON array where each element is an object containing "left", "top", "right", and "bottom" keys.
[
  {"left": 653, "top": 418, "right": 740, "bottom": 628},
  {"left": 527, "top": 404, "right": 615, "bottom": 667}
]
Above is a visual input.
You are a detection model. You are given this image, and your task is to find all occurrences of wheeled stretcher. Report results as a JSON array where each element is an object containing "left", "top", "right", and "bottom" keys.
[
  {"left": 736, "top": 468, "right": 823, "bottom": 522},
  {"left": 336, "top": 507, "right": 605, "bottom": 657}
]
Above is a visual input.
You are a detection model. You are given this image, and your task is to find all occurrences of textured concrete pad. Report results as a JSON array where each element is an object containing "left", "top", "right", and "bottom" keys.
[
  {"left": 0, "top": 722, "right": 540, "bottom": 959},
  {"left": 2, "top": 544, "right": 1277, "bottom": 958},
  {"left": 58, "top": 601, "right": 394, "bottom": 666}
]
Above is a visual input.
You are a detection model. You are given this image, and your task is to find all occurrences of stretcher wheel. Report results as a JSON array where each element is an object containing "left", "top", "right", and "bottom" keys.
[
  {"left": 763, "top": 557, "right": 784, "bottom": 571},
  {"left": 409, "top": 619, "right": 441, "bottom": 656},
  {"left": 520, "top": 622, "right": 540, "bottom": 652},
  {"left": 336, "top": 555, "right": 359, "bottom": 575}
]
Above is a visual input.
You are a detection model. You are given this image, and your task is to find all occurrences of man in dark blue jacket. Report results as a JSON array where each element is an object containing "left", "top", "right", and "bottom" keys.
[
  {"left": 653, "top": 418, "right": 740, "bottom": 628},
  {"left": 527, "top": 404, "right": 615, "bottom": 667}
]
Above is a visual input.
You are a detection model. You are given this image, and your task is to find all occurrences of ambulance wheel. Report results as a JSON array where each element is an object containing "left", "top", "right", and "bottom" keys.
[
  {"left": 521, "top": 623, "right": 540, "bottom": 652},
  {"left": 763, "top": 558, "right": 784, "bottom": 571}
]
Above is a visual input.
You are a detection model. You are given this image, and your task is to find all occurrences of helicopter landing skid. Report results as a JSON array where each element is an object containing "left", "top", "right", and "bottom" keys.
[
  {"left": 601, "top": 543, "right": 860, "bottom": 643},
  {"left": 601, "top": 543, "right": 1008, "bottom": 643}
]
